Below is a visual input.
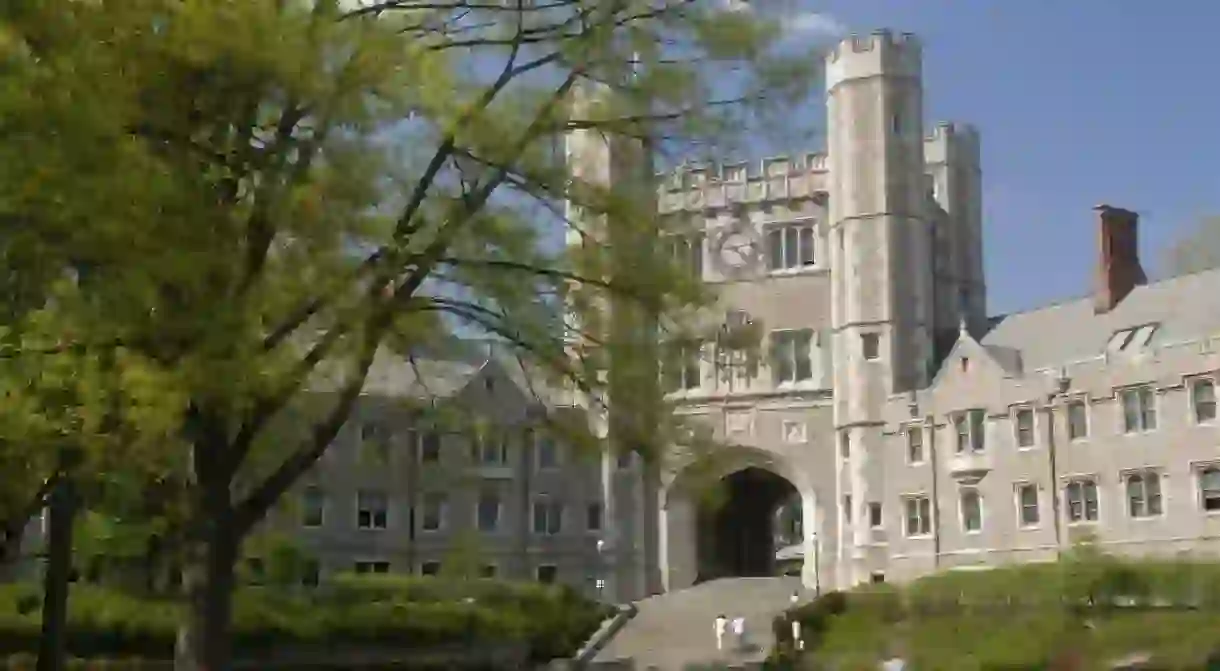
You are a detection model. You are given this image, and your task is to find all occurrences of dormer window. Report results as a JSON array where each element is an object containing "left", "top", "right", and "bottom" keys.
[{"left": 1106, "top": 323, "right": 1159, "bottom": 353}]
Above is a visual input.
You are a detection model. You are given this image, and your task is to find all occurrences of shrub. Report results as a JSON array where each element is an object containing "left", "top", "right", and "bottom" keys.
[{"left": 0, "top": 575, "right": 608, "bottom": 664}]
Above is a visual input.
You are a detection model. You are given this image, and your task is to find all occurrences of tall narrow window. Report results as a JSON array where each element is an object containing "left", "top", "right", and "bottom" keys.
[
  {"left": 1066, "top": 400, "right": 1089, "bottom": 440},
  {"left": 1014, "top": 408, "right": 1035, "bottom": 448},
  {"left": 1192, "top": 378, "right": 1217, "bottom": 423},
  {"left": 1199, "top": 466, "right": 1220, "bottom": 512},
  {"left": 953, "top": 409, "right": 986, "bottom": 453},
  {"left": 301, "top": 486, "right": 325, "bottom": 528},
  {"left": 1016, "top": 483, "right": 1040, "bottom": 527},
  {"left": 663, "top": 341, "right": 702, "bottom": 391},
  {"left": 532, "top": 499, "right": 563, "bottom": 535},
  {"left": 903, "top": 496, "right": 932, "bottom": 537},
  {"left": 421, "top": 492, "right": 447, "bottom": 532},
  {"left": 420, "top": 431, "right": 442, "bottom": 463},
  {"left": 861, "top": 333, "right": 880, "bottom": 361},
  {"left": 906, "top": 427, "right": 924, "bottom": 464},
  {"left": 959, "top": 489, "right": 983, "bottom": 532},
  {"left": 476, "top": 490, "right": 501, "bottom": 532}
]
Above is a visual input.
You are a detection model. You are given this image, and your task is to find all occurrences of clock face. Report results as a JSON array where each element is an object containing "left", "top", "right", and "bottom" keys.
[{"left": 712, "top": 216, "right": 763, "bottom": 279}]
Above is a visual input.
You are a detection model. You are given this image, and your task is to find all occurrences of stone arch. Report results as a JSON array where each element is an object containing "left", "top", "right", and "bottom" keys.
[{"left": 659, "top": 445, "right": 822, "bottom": 592}]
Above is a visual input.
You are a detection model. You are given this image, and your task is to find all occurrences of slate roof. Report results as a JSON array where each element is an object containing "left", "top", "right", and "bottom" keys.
[{"left": 979, "top": 268, "right": 1220, "bottom": 372}]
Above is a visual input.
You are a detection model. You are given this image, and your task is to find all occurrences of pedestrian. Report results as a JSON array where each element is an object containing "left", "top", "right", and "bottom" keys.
[
  {"left": 714, "top": 613, "right": 727, "bottom": 652},
  {"left": 731, "top": 615, "right": 745, "bottom": 649}
]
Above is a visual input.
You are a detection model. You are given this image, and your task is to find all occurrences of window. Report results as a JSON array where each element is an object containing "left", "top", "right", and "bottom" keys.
[
  {"left": 421, "top": 492, "right": 447, "bottom": 532},
  {"left": 890, "top": 112, "right": 901, "bottom": 134},
  {"left": 959, "top": 489, "right": 983, "bottom": 533},
  {"left": 842, "top": 495, "right": 852, "bottom": 524},
  {"left": 770, "top": 329, "right": 814, "bottom": 384},
  {"left": 586, "top": 502, "right": 603, "bottom": 532},
  {"left": 420, "top": 431, "right": 442, "bottom": 463},
  {"left": 480, "top": 564, "right": 497, "bottom": 579},
  {"left": 356, "top": 490, "right": 388, "bottom": 530},
  {"left": 663, "top": 341, "right": 702, "bottom": 391},
  {"left": 536, "top": 564, "right": 558, "bottom": 584},
  {"left": 301, "top": 486, "right": 325, "bottom": 528},
  {"left": 1198, "top": 466, "right": 1220, "bottom": 512},
  {"left": 1125, "top": 471, "right": 1163, "bottom": 519},
  {"left": 904, "top": 496, "right": 932, "bottom": 537},
  {"left": 839, "top": 432, "right": 850, "bottom": 459},
  {"left": 617, "top": 451, "right": 633, "bottom": 470},
  {"left": 1013, "top": 408, "right": 1035, "bottom": 448},
  {"left": 533, "top": 499, "right": 563, "bottom": 535},
  {"left": 1016, "top": 483, "right": 1040, "bottom": 528},
  {"left": 354, "top": 561, "right": 389, "bottom": 575},
  {"left": 476, "top": 490, "right": 501, "bottom": 532},
  {"left": 420, "top": 561, "right": 441, "bottom": 576},
  {"left": 668, "top": 233, "right": 704, "bottom": 278},
  {"left": 1106, "top": 324, "right": 1159, "bottom": 353},
  {"left": 867, "top": 502, "right": 883, "bottom": 529},
  {"left": 861, "top": 333, "right": 880, "bottom": 361},
  {"left": 302, "top": 559, "right": 320, "bottom": 587},
  {"left": 358, "top": 422, "right": 391, "bottom": 465},
  {"left": 1120, "top": 386, "right": 1156, "bottom": 433},
  {"left": 475, "top": 433, "right": 509, "bottom": 466},
  {"left": 536, "top": 433, "right": 560, "bottom": 470},
  {"left": 1067, "top": 400, "right": 1089, "bottom": 440},
  {"left": 906, "top": 427, "right": 925, "bottom": 464},
  {"left": 1065, "top": 478, "right": 1100, "bottom": 524},
  {"left": 953, "top": 409, "right": 986, "bottom": 453},
  {"left": 766, "top": 222, "right": 816, "bottom": 271},
  {"left": 1192, "top": 378, "right": 1217, "bottom": 423}
]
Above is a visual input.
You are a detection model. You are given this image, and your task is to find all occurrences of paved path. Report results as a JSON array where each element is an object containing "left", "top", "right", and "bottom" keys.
[{"left": 592, "top": 576, "right": 802, "bottom": 670}]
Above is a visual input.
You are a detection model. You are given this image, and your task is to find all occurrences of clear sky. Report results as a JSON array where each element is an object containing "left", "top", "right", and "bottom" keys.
[{"left": 778, "top": 0, "right": 1220, "bottom": 314}]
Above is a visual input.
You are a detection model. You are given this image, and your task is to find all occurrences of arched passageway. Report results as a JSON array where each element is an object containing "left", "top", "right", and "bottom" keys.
[{"left": 695, "top": 467, "right": 800, "bottom": 581}]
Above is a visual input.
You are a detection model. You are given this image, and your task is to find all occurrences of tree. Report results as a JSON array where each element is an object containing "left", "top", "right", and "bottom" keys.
[
  {"left": 1162, "top": 215, "right": 1220, "bottom": 278},
  {"left": 2, "top": 1, "right": 816, "bottom": 670}
]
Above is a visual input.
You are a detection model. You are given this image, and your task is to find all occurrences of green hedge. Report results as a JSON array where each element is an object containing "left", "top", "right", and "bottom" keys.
[{"left": 0, "top": 575, "right": 611, "bottom": 664}]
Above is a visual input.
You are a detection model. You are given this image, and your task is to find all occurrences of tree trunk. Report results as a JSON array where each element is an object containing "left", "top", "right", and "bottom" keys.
[
  {"left": 36, "top": 477, "right": 79, "bottom": 671},
  {"left": 174, "top": 485, "right": 240, "bottom": 671}
]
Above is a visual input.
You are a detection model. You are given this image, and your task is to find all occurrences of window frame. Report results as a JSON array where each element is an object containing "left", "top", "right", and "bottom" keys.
[
  {"left": 1190, "top": 376, "right": 1217, "bottom": 425},
  {"left": 1015, "top": 482, "right": 1041, "bottom": 529},
  {"left": 769, "top": 328, "right": 816, "bottom": 385},
  {"left": 1119, "top": 385, "right": 1158, "bottom": 434},
  {"left": 902, "top": 494, "right": 933, "bottom": 538},
  {"left": 420, "top": 561, "right": 442, "bottom": 577},
  {"left": 355, "top": 489, "right": 389, "bottom": 531},
  {"left": 952, "top": 409, "right": 986, "bottom": 453},
  {"left": 861, "top": 332, "right": 880, "bottom": 361},
  {"left": 662, "top": 340, "right": 703, "bottom": 392},
  {"left": 1063, "top": 476, "right": 1100, "bottom": 525},
  {"left": 419, "top": 430, "right": 443, "bottom": 464},
  {"left": 906, "top": 425, "right": 926, "bottom": 465},
  {"left": 535, "top": 564, "right": 559, "bottom": 584},
  {"left": 420, "top": 491, "right": 448, "bottom": 533},
  {"left": 764, "top": 219, "right": 817, "bottom": 272},
  {"left": 301, "top": 485, "right": 326, "bottom": 529},
  {"left": 1124, "top": 469, "right": 1164, "bottom": 520},
  {"left": 1196, "top": 462, "right": 1220, "bottom": 514},
  {"left": 1012, "top": 406, "right": 1036, "bottom": 449},
  {"left": 1065, "top": 398, "right": 1090, "bottom": 442},
  {"left": 353, "top": 560, "right": 391, "bottom": 575},
  {"left": 475, "top": 489, "right": 503, "bottom": 533},
  {"left": 867, "top": 502, "right": 883, "bottom": 529},
  {"left": 532, "top": 497, "right": 564, "bottom": 536},
  {"left": 534, "top": 432, "right": 561, "bottom": 471},
  {"left": 585, "top": 502, "right": 604, "bottom": 533},
  {"left": 959, "top": 487, "right": 984, "bottom": 534}
]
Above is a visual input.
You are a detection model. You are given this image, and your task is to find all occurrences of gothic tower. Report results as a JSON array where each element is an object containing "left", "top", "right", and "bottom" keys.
[{"left": 826, "top": 31, "right": 936, "bottom": 587}]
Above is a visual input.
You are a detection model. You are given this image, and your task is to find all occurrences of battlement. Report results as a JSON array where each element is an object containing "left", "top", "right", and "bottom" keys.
[
  {"left": 825, "top": 29, "right": 922, "bottom": 89},
  {"left": 827, "top": 29, "right": 920, "bottom": 62},
  {"left": 654, "top": 153, "right": 829, "bottom": 213},
  {"left": 924, "top": 121, "right": 981, "bottom": 165}
]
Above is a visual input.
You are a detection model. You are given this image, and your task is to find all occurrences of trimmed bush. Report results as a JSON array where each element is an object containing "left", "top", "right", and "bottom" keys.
[{"left": 0, "top": 576, "right": 611, "bottom": 664}]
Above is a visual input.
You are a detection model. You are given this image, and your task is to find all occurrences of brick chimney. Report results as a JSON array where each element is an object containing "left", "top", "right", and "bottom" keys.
[{"left": 1094, "top": 204, "right": 1146, "bottom": 314}]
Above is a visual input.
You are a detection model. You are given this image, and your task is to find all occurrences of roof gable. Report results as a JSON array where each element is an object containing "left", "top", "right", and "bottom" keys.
[{"left": 931, "top": 326, "right": 1023, "bottom": 390}]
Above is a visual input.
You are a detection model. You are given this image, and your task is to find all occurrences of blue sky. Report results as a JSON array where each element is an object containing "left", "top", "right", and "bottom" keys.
[{"left": 776, "top": 0, "right": 1220, "bottom": 314}]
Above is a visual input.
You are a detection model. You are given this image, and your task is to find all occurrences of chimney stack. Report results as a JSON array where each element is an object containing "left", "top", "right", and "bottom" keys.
[{"left": 1093, "top": 204, "right": 1146, "bottom": 314}]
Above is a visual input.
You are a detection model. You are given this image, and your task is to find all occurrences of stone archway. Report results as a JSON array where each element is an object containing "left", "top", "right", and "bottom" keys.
[
  {"left": 661, "top": 447, "right": 821, "bottom": 592},
  {"left": 696, "top": 467, "right": 797, "bottom": 580}
]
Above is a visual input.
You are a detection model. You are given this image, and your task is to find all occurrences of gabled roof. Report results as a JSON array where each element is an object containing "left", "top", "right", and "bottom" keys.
[
  {"left": 979, "top": 267, "right": 1220, "bottom": 372},
  {"left": 930, "top": 324, "right": 1024, "bottom": 388}
]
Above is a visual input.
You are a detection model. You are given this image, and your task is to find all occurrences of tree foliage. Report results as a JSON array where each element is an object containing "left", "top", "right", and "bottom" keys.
[{"left": 1, "top": 0, "right": 817, "bottom": 669}]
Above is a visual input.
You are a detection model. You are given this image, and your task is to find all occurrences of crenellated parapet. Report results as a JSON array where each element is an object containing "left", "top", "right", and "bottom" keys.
[
  {"left": 923, "top": 121, "right": 981, "bottom": 165},
  {"left": 655, "top": 153, "right": 828, "bottom": 214},
  {"left": 825, "top": 30, "right": 921, "bottom": 89}
]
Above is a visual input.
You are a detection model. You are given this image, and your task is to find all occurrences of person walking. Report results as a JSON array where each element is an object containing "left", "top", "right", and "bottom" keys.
[
  {"left": 731, "top": 615, "right": 746, "bottom": 650},
  {"left": 714, "top": 614, "right": 728, "bottom": 652}
]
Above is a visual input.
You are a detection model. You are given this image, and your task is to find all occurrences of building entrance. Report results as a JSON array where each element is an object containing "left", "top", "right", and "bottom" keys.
[{"left": 695, "top": 467, "right": 799, "bottom": 581}]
